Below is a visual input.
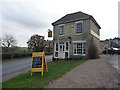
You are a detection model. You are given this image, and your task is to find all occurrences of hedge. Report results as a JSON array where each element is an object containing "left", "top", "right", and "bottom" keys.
[
  {"left": 2, "top": 52, "right": 52, "bottom": 60},
  {"left": 2, "top": 52, "right": 32, "bottom": 60}
]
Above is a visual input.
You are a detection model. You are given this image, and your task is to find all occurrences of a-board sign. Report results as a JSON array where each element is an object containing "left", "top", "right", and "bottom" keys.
[
  {"left": 31, "top": 52, "right": 48, "bottom": 76},
  {"left": 32, "top": 56, "right": 42, "bottom": 68}
]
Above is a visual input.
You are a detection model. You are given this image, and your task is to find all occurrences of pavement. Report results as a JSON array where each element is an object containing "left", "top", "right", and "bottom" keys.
[
  {"left": 45, "top": 55, "right": 119, "bottom": 88},
  {"left": 2, "top": 55, "right": 52, "bottom": 81}
]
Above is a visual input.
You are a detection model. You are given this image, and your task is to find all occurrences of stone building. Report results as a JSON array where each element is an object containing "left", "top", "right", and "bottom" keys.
[{"left": 52, "top": 11, "right": 101, "bottom": 59}]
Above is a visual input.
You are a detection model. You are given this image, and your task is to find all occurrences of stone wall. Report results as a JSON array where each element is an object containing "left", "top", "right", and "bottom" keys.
[
  {"left": 53, "top": 19, "right": 91, "bottom": 40},
  {"left": 53, "top": 19, "right": 102, "bottom": 57}
]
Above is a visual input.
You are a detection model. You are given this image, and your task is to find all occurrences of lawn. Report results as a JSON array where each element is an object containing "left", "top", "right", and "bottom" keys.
[
  {"left": 18, "top": 47, "right": 28, "bottom": 52},
  {"left": 2, "top": 60, "right": 86, "bottom": 88}
]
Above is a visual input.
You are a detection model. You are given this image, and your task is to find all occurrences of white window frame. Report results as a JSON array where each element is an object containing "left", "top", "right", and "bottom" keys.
[
  {"left": 54, "top": 42, "right": 59, "bottom": 58},
  {"left": 75, "top": 21, "right": 83, "bottom": 35},
  {"left": 65, "top": 41, "right": 70, "bottom": 58},
  {"left": 73, "top": 41, "right": 86, "bottom": 55},
  {"left": 59, "top": 24, "right": 65, "bottom": 36}
]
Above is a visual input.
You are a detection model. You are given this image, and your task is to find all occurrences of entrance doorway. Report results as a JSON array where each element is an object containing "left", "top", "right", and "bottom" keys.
[{"left": 59, "top": 43, "right": 65, "bottom": 59}]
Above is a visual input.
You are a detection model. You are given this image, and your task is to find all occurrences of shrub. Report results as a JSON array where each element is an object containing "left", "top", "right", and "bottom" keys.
[
  {"left": 2, "top": 53, "right": 12, "bottom": 59},
  {"left": 2, "top": 52, "right": 32, "bottom": 60},
  {"left": 87, "top": 37, "right": 99, "bottom": 59},
  {"left": 45, "top": 52, "right": 53, "bottom": 55}
]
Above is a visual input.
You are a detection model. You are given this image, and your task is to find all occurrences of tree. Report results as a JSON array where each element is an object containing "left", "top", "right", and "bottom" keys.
[
  {"left": 27, "top": 34, "right": 45, "bottom": 52},
  {"left": 2, "top": 34, "right": 17, "bottom": 48},
  {"left": 2, "top": 34, "right": 18, "bottom": 58},
  {"left": 87, "top": 36, "right": 99, "bottom": 59}
]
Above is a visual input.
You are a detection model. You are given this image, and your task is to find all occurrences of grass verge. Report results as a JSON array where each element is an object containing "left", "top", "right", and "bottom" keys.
[{"left": 2, "top": 60, "right": 86, "bottom": 88}]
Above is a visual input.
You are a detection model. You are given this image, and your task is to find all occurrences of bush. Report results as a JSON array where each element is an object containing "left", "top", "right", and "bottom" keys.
[
  {"left": 87, "top": 37, "right": 99, "bottom": 59},
  {"left": 2, "top": 53, "right": 12, "bottom": 59},
  {"left": 45, "top": 52, "right": 53, "bottom": 55},
  {"left": 2, "top": 52, "right": 32, "bottom": 60},
  {"left": 13, "top": 52, "right": 32, "bottom": 58},
  {"left": 33, "top": 45, "right": 44, "bottom": 52}
]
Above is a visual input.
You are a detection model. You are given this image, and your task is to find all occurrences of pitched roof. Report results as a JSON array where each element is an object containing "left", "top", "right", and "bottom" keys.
[{"left": 52, "top": 11, "right": 101, "bottom": 29}]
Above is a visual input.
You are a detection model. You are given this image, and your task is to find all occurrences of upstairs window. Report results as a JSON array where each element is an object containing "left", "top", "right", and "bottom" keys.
[
  {"left": 59, "top": 25, "right": 65, "bottom": 35},
  {"left": 75, "top": 21, "right": 83, "bottom": 34}
]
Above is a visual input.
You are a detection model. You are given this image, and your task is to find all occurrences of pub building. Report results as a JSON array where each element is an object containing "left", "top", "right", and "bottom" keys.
[{"left": 52, "top": 11, "right": 101, "bottom": 60}]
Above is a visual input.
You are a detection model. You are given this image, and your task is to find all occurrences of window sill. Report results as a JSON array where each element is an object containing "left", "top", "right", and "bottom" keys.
[
  {"left": 75, "top": 33, "right": 82, "bottom": 35},
  {"left": 59, "top": 35, "right": 64, "bottom": 36},
  {"left": 73, "top": 54, "right": 85, "bottom": 56}
]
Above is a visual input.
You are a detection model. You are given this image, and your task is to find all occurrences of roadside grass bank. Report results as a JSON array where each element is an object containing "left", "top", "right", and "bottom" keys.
[{"left": 2, "top": 60, "right": 86, "bottom": 88}]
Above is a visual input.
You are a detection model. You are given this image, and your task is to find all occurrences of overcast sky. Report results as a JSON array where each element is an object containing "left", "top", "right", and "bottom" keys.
[{"left": 0, "top": 0, "right": 119, "bottom": 47}]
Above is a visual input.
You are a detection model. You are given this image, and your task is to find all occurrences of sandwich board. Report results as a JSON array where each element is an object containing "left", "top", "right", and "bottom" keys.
[{"left": 31, "top": 52, "right": 48, "bottom": 76}]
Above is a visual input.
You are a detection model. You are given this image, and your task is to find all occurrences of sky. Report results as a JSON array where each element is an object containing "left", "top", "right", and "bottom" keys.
[{"left": 0, "top": 0, "right": 119, "bottom": 47}]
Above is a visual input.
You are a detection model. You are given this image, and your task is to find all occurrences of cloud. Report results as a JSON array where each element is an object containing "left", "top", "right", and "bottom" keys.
[
  {"left": 1, "top": 2, "right": 54, "bottom": 47},
  {"left": 2, "top": 3, "right": 49, "bottom": 29},
  {"left": 1, "top": 0, "right": 118, "bottom": 47}
]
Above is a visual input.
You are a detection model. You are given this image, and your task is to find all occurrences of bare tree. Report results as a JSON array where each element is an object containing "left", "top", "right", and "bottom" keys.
[
  {"left": 2, "top": 34, "right": 17, "bottom": 48},
  {"left": 2, "top": 34, "right": 18, "bottom": 56}
]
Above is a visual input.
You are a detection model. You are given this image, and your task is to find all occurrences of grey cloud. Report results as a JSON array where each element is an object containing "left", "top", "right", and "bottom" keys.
[{"left": 2, "top": 3, "right": 49, "bottom": 29}]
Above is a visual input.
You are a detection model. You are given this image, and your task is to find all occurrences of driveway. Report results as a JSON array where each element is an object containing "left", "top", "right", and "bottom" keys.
[
  {"left": 2, "top": 55, "right": 52, "bottom": 81},
  {"left": 45, "top": 55, "right": 119, "bottom": 88}
]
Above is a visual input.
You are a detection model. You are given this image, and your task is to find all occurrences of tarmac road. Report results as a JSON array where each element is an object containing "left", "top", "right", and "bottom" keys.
[
  {"left": 2, "top": 55, "right": 52, "bottom": 81},
  {"left": 107, "top": 55, "right": 120, "bottom": 87},
  {"left": 107, "top": 55, "right": 119, "bottom": 72}
]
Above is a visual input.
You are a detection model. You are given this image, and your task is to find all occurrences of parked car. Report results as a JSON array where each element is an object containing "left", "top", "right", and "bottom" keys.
[{"left": 102, "top": 48, "right": 120, "bottom": 55}]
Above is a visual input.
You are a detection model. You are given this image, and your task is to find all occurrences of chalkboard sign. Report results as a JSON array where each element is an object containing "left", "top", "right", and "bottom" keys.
[
  {"left": 32, "top": 56, "right": 42, "bottom": 68},
  {"left": 31, "top": 52, "right": 48, "bottom": 76}
]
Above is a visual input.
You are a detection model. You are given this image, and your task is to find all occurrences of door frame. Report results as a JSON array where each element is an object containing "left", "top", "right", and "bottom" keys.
[
  {"left": 54, "top": 41, "right": 70, "bottom": 59},
  {"left": 59, "top": 43, "right": 65, "bottom": 59}
]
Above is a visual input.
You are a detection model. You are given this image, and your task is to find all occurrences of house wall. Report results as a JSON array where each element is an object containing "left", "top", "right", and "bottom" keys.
[
  {"left": 53, "top": 19, "right": 91, "bottom": 40},
  {"left": 90, "top": 20, "right": 99, "bottom": 35},
  {"left": 92, "top": 36, "right": 104, "bottom": 53},
  {"left": 53, "top": 19, "right": 101, "bottom": 58},
  {"left": 90, "top": 20, "right": 104, "bottom": 53},
  {"left": 53, "top": 19, "right": 92, "bottom": 55}
]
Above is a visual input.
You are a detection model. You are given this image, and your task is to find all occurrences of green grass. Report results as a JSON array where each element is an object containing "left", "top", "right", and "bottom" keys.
[
  {"left": 2, "top": 60, "right": 86, "bottom": 88},
  {"left": 18, "top": 47, "right": 28, "bottom": 52}
]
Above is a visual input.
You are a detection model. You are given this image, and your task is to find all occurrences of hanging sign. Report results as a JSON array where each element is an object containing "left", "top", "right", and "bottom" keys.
[
  {"left": 31, "top": 52, "right": 48, "bottom": 76},
  {"left": 48, "top": 29, "right": 52, "bottom": 37}
]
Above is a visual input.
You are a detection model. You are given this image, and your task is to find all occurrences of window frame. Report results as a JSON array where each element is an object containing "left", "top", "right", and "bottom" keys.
[
  {"left": 54, "top": 42, "right": 59, "bottom": 58},
  {"left": 73, "top": 41, "right": 86, "bottom": 55},
  {"left": 75, "top": 21, "right": 83, "bottom": 35},
  {"left": 59, "top": 24, "right": 65, "bottom": 36}
]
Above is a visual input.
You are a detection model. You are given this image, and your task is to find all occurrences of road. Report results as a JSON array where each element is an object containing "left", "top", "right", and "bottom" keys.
[
  {"left": 107, "top": 55, "right": 119, "bottom": 72},
  {"left": 107, "top": 55, "right": 120, "bottom": 87},
  {"left": 2, "top": 55, "right": 52, "bottom": 81}
]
